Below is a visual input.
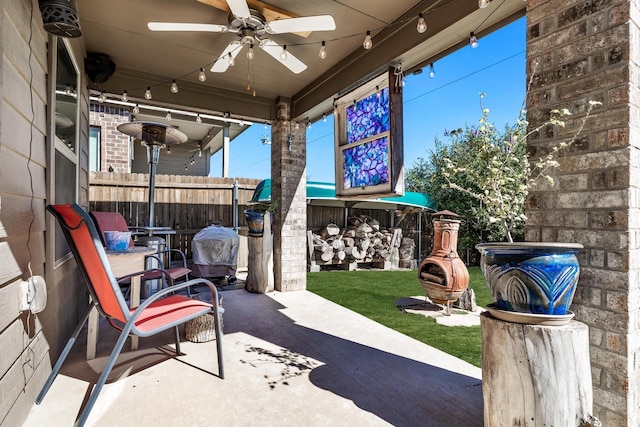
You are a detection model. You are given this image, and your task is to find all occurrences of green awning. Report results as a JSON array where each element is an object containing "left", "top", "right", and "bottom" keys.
[{"left": 250, "top": 179, "right": 437, "bottom": 211}]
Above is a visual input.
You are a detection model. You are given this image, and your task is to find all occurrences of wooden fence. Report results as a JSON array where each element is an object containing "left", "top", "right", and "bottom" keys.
[{"left": 89, "top": 172, "right": 261, "bottom": 265}]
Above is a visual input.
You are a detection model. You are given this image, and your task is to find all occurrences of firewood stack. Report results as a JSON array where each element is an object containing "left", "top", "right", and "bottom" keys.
[{"left": 308, "top": 215, "right": 416, "bottom": 269}]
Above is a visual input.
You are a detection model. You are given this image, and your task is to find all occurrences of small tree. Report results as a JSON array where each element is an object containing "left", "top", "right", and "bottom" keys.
[
  {"left": 440, "top": 94, "right": 600, "bottom": 242},
  {"left": 407, "top": 94, "right": 600, "bottom": 244}
]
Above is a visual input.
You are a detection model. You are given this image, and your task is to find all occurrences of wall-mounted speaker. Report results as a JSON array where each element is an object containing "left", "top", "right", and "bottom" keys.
[
  {"left": 85, "top": 53, "right": 117, "bottom": 85},
  {"left": 38, "top": 0, "right": 82, "bottom": 38}
]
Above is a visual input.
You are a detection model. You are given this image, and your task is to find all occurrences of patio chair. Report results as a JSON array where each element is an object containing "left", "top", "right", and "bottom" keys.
[
  {"left": 37, "top": 204, "right": 224, "bottom": 427},
  {"left": 89, "top": 211, "right": 192, "bottom": 293}
]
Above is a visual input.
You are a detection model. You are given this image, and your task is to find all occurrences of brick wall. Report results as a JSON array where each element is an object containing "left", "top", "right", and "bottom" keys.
[
  {"left": 270, "top": 100, "right": 307, "bottom": 291},
  {"left": 89, "top": 104, "right": 131, "bottom": 172},
  {"left": 526, "top": 0, "right": 640, "bottom": 424}
]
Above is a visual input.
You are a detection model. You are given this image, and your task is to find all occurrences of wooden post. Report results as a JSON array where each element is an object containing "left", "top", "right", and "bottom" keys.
[
  {"left": 481, "top": 313, "right": 600, "bottom": 427},
  {"left": 245, "top": 213, "right": 274, "bottom": 293}
]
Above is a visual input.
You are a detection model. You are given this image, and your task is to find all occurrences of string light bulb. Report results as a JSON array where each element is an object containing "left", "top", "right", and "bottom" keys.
[
  {"left": 416, "top": 13, "right": 427, "bottom": 33},
  {"left": 469, "top": 32, "right": 479, "bottom": 48},
  {"left": 98, "top": 91, "right": 106, "bottom": 103},
  {"left": 195, "top": 114, "right": 202, "bottom": 124},
  {"left": 144, "top": 87, "right": 152, "bottom": 100},
  {"left": 322, "top": 113, "right": 327, "bottom": 122},
  {"left": 280, "top": 45, "right": 288, "bottom": 61},
  {"left": 121, "top": 90, "right": 128, "bottom": 102},
  {"left": 363, "top": 31, "right": 373, "bottom": 49},
  {"left": 167, "top": 146, "right": 171, "bottom": 154},
  {"left": 166, "top": 111, "right": 172, "bottom": 120},
  {"left": 376, "top": 85, "right": 381, "bottom": 98},
  {"left": 228, "top": 52, "right": 235, "bottom": 67},
  {"left": 429, "top": 63, "right": 436, "bottom": 78},
  {"left": 133, "top": 104, "right": 140, "bottom": 114},
  {"left": 319, "top": 41, "right": 327, "bottom": 59},
  {"left": 170, "top": 80, "right": 179, "bottom": 93},
  {"left": 478, "top": 0, "right": 490, "bottom": 8},
  {"left": 198, "top": 68, "right": 206, "bottom": 82},
  {"left": 247, "top": 44, "right": 254, "bottom": 60},
  {"left": 306, "top": 119, "right": 312, "bottom": 129}
]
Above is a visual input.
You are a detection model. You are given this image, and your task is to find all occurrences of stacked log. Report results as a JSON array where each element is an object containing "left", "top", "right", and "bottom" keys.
[{"left": 309, "top": 215, "right": 416, "bottom": 268}]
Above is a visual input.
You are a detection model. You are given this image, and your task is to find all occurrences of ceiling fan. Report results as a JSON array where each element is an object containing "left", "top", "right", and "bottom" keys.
[{"left": 147, "top": 0, "right": 336, "bottom": 74}]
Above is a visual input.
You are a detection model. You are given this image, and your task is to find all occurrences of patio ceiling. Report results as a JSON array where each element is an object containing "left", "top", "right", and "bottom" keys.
[{"left": 78, "top": 0, "right": 524, "bottom": 148}]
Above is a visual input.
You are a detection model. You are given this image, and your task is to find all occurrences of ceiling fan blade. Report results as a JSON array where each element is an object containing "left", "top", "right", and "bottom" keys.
[
  {"left": 226, "top": 0, "right": 251, "bottom": 19},
  {"left": 210, "top": 41, "right": 243, "bottom": 73},
  {"left": 259, "top": 39, "right": 307, "bottom": 74},
  {"left": 265, "top": 15, "right": 336, "bottom": 34},
  {"left": 147, "top": 22, "right": 229, "bottom": 32}
]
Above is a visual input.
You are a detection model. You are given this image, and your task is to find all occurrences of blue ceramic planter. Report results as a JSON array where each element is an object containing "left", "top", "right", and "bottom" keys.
[{"left": 476, "top": 242, "right": 583, "bottom": 315}]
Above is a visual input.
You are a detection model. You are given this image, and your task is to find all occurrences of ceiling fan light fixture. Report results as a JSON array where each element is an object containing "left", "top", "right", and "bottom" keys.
[
  {"left": 319, "top": 41, "right": 327, "bottom": 59},
  {"left": 363, "top": 31, "right": 373, "bottom": 50},
  {"left": 417, "top": 13, "right": 427, "bottom": 33},
  {"left": 280, "top": 45, "right": 288, "bottom": 61},
  {"left": 198, "top": 68, "right": 206, "bottom": 82},
  {"left": 170, "top": 80, "right": 179, "bottom": 94}
]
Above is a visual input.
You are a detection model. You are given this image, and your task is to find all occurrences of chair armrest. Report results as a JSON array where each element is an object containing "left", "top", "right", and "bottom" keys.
[
  {"left": 117, "top": 268, "right": 175, "bottom": 287},
  {"left": 155, "top": 248, "right": 188, "bottom": 267}
]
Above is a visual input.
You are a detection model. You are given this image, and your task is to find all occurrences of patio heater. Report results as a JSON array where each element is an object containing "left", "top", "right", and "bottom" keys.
[{"left": 116, "top": 121, "right": 187, "bottom": 232}]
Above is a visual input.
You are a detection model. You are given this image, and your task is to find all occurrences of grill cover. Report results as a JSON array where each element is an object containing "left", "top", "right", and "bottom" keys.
[{"left": 191, "top": 226, "right": 239, "bottom": 277}]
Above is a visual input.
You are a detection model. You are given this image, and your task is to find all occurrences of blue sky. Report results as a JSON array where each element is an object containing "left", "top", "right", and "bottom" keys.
[{"left": 210, "top": 17, "right": 526, "bottom": 183}]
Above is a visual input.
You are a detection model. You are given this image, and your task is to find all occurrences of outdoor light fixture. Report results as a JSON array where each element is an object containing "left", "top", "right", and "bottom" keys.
[
  {"left": 198, "top": 68, "right": 206, "bottom": 82},
  {"left": 170, "top": 80, "right": 179, "bottom": 94},
  {"left": 416, "top": 13, "right": 427, "bottom": 33},
  {"left": 363, "top": 31, "right": 373, "bottom": 49},
  {"left": 38, "top": 0, "right": 82, "bottom": 38},
  {"left": 469, "top": 32, "right": 479, "bottom": 48},
  {"left": 319, "top": 41, "right": 327, "bottom": 59}
]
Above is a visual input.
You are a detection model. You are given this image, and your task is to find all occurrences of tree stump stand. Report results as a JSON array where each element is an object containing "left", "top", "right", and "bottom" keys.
[
  {"left": 481, "top": 312, "right": 600, "bottom": 427},
  {"left": 245, "top": 212, "right": 274, "bottom": 293}
]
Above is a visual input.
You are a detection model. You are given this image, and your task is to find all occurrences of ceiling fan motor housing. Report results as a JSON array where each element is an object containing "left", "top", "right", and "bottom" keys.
[{"left": 229, "top": 8, "right": 266, "bottom": 44}]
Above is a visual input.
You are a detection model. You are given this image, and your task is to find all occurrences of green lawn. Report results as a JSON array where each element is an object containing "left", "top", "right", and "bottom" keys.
[{"left": 307, "top": 266, "right": 489, "bottom": 367}]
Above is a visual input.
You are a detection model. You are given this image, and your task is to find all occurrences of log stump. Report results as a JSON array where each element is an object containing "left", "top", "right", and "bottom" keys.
[
  {"left": 481, "top": 313, "right": 599, "bottom": 427},
  {"left": 246, "top": 212, "right": 274, "bottom": 293}
]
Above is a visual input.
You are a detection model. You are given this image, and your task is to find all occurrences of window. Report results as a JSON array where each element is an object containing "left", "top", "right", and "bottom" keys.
[
  {"left": 53, "top": 38, "right": 79, "bottom": 262},
  {"left": 334, "top": 68, "right": 404, "bottom": 198},
  {"left": 89, "top": 126, "right": 101, "bottom": 172}
]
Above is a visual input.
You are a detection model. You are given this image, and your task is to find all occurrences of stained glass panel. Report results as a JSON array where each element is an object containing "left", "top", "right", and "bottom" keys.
[
  {"left": 346, "top": 87, "right": 390, "bottom": 144},
  {"left": 343, "top": 137, "right": 389, "bottom": 189}
]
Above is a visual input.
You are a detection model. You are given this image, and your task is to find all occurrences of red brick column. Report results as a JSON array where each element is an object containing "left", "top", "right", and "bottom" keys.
[
  {"left": 526, "top": 0, "right": 639, "bottom": 424},
  {"left": 270, "top": 98, "right": 307, "bottom": 291},
  {"left": 89, "top": 105, "right": 131, "bottom": 172}
]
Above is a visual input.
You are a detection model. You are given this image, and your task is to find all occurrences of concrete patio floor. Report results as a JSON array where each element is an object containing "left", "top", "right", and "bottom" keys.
[{"left": 24, "top": 284, "right": 483, "bottom": 427}]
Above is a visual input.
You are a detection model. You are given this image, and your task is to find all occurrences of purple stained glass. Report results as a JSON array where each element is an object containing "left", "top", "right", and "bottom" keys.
[
  {"left": 343, "top": 137, "right": 389, "bottom": 189},
  {"left": 346, "top": 87, "right": 390, "bottom": 144}
]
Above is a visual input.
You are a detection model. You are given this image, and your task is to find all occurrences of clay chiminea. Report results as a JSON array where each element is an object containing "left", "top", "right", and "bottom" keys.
[{"left": 417, "top": 210, "right": 469, "bottom": 309}]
